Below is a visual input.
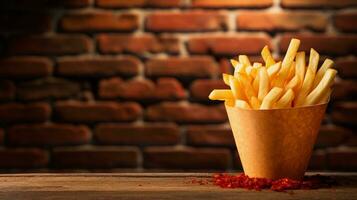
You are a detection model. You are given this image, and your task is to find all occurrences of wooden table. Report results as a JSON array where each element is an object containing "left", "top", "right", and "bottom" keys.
[{"left": 0, "top": 172, "right": 356, "bottom": 200}]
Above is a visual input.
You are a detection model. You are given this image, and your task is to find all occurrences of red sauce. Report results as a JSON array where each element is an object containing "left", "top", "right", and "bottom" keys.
[{"left": 212, "top": 173, "right": 335, "bottom": 192}]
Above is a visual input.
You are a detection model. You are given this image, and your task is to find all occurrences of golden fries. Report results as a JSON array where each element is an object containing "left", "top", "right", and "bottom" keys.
[
  {"left": 261, "top": 87, "right": 283, "bottom": 109},
  {"left": 303, "top": 69, "right": 337, "bottom": 106},
  {"left": 235, "top": 100, "right": 251, "bottom": 109},
  {"left": 258, "top": 68, "right": 269, "bottom": 101},
  {"left": 275, "top": 89, "right": 295, "bottom": 109},
  {"left": 312, "top": 58, "right": 333, "bottom": 89},
  {"left": 229, "top": 76, "right": 246, "bottom": 101},
  {"left": 267, "top": 62, "right": 281, "bottom": 79},
  {"left": 294, "top": 68, "right": 316, "bottom": 106},
  {"left": 295, "top": 51, "right": 306, "bottom": 88},
  {"left": 208, "top": 38, "right": 337, "bottom": 110},
  {"left": 250, "top": 96, "right": 261, "bottom": 109},
  {"left": 209, "top": 89, "right": 234, "bottom": 100},
  {"left": 261, "top": 46, "right": 275, "bottom": 67}
]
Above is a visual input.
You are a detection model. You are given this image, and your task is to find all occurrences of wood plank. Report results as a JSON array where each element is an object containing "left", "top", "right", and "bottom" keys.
[{"left": 0, "top": 173, "right": 354, "bottom": 200}]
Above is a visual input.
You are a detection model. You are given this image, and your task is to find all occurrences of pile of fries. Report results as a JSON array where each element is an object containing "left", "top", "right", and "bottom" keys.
[{"left": 209, "top": 38, "right": 337, "bottom": 110}]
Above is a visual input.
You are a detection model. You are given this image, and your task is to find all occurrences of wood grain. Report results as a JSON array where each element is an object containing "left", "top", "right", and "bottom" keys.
[{"left": 0, "top": 173, "right": 355, "bottom": 200}]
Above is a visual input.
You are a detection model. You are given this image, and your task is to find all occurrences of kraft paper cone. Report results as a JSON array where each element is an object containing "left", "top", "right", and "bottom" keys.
[{"left": 226, "top": 103, "right": 327, "bottom": 180}]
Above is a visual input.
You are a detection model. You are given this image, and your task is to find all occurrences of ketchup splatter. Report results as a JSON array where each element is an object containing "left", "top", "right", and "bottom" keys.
[{"left": 212, "top": 173, "right": 335, "bottom": 192}]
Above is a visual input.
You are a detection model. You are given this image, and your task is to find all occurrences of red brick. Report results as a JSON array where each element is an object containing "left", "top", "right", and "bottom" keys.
[
  {"left": 0, "top": 56, "right": 53, "bottom": 78},
  {"left": 336, "top": 59, "right": 357, "bottom": 79},
  {"left": 96, "top": 0, "right": 182, "bottom": 8},
  {"left": 281, "top": 0, "right": 357, "bottom": 8},
  {"left": 280, "top": 34, "right": 357, "bottom": 56},
  {"left": 315, "top": 125, "right": 352, "bottom": 148},
  {"left": 8, "top": 35, "right": 92, "bottom": 55},
  {"left": 331, "top": 102, "right": 357, "bottom": 128},
  {"left": 17, "top": 78, "right": 80, "bottom": 101},
  {"left": 334, "top": 12, "right": 357, "bottom": 32},
  {"left": 219, "top": 59, "right": 233, "bottom": 74},
  {"left": 8, "top": 124, "right": 91, "bottom": 146},
  {"left": 0, "top": 80, "right": 15, "bottom": 101},
  {"left": 99, "top": 78, "right": 186, "bottom": 101},
  {"left": 190, "top": 79, "right": 228, "bottom": 101},
  {"left": 332, "top": 80, "right": 357, "bottom": 101},
  {"left": 327, "top": 148, "right": 357, "bottom": 171},
  {"left": 0, "top": 129, "right": 4, "bottom": 144},
  {"left": 146, "top": 57, "right": 217, "bottom": 79},
  {"left": 146, "top": 102, "right": 227, "bottom": 124},
  {"left": 237, "top": 11, "right": 327, "bottom": 32},
  {"left": 0, "top": 148, "right": 48, "bottom": 168},
  {"left": 146, "top": 11, "right": 227, "bottom": 32},
  {"left": 308, "top": 151, "right": 326, "bottom": 170},
  {"left": 97, "top": 34, "right": 179, "bottom": 54},
  {"left": 188, "top": 35, "right": 271, "bottom": 56},
  {"left": 143, "top": 147, "right": 231, "bottom": 169},
  {"left": 191, "top": 0, "right": 273, "bottom": 8},
  {"left": 60, "top": 12, "right": 138, "bottom": 32},
  {"left": 0, "top": 103, "right": 50, "bottom": 123},
  {"left": 0, "top": 13, "right": 51, "bottom": 33},
  {"left": 95, "top": 123, "right": 180, "bottom": 145},
  {"left": 55, "top": 101, "right": 142, "bottom": 123},
  {"left": 57, "top": 56, "right": 140, "bottom": 78},
  {"left": 186, "top": 125, "right": 235, "bottom": 147},
  {"left": 52, "top": 146, "right": 139, "bottom": 168}
]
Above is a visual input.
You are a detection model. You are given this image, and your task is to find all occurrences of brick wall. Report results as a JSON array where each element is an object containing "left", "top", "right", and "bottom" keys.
[{"left": 0, "top": 0, "right": 356, "bottom": 171}]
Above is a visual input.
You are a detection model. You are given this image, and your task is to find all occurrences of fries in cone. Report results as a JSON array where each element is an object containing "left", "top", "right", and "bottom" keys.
[{"left": 209, "top": 38, "right": 337, "bottom": 180}]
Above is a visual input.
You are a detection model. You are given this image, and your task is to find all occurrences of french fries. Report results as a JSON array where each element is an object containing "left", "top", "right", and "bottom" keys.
[{"left": 208, "top": 38, "right": 337, "bottom": 110}]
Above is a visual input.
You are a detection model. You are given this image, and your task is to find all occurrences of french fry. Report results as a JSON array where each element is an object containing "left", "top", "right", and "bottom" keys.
[
  {"left": 260, "top": 87, "right": 284, "bottom": 109},
  {"left": 312, "top": 59, "right": 333, "bottom": 89},
  {"left": 229, "top": 76, "right": 246, "bottom": 100},
  {"left": 318, "top": 88, "right": 332, "bottom": 104},
  {"left": 253, "top": 72, "right": 260, "bottom": 92},
  {"left": 258, "top": 68, "right": 269, "bottom": 101},
  {"left": 239, "top": 55, "right": 251, "bottom": 67},
  {"left": 303, "top": 69, "right": 337, "bottom": 106},
  {"left": 295, "top": 51, "right": 306, "bottom": 88},
  {"left": 230, "top": 59, "right": 239, "bottom": 68},
  {"left": 246, "top": 66, "right": 259, "bottom": 78},
  {"left": 281, "top": 38, "right": 300, "bottom": 78},
  {"left": 209, "top": 89, "right": 234, "bottom": 100},
  {"left": 294, "top": 68, "right": 316, "bottom": 106},
  {"left": 225, "top": 99, "right": 235, "bottom": 107},
  {"left": 261, "top": 45, "right": 275, "bottom": 67},
  {"left": 234, "top": 63, "right": 245, "bottom": 76},
  {"left": 235, "top": 99, "right": 251, "bottom": 109},
  {"left": 253, "top": 62, "right": 263, "bottom": 68},
  {"left": 285, "top": 75, "right": 300, "bottom": 91},
  {"left": 267, "top": 62, "right": 281, "bottom": 79},
  {"left": 238, "top": 73, "right": 256, "bottom": 99},
  {"left": 223, "top": 73, "right": 232, "bottom": 85},
  {"left": 275, "top": 89, "right": 294, "bottom": 109},
  {"left": 250, "top": 96, "right": 261, "bottom": 110},
  {"left": 286, "top": 62, "right": 296, "bottom": 82},
  {"left": 245, "top": 66, "right": 254, "bottom": 76},
  {"left": 307, "top": 48, "right": 319, "bottom": 74}
]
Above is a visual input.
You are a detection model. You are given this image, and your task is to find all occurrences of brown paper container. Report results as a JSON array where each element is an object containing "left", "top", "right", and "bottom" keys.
[{"left": 225, "top": 103, "right": 327, "bottom": 180}]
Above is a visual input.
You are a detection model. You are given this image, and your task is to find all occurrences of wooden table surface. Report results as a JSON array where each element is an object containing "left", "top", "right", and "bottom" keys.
[{"left": 0, "top": 172, "right": 356, "bottom": 200}]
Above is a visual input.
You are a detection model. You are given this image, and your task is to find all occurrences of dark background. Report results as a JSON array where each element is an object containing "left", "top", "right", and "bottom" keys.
[{"left": 0, "top": 0, "right": 356, "bottom": 172}]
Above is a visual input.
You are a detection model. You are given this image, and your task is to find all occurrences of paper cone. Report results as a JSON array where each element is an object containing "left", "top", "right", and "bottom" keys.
[{"left": 226, "top": 103, "right": 327, "bottom": 180}]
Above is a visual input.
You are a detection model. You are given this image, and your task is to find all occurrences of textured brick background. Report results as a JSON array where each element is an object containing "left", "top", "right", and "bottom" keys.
[{"left": 0, "top": 0, "right": 356, "bottom": 172}]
